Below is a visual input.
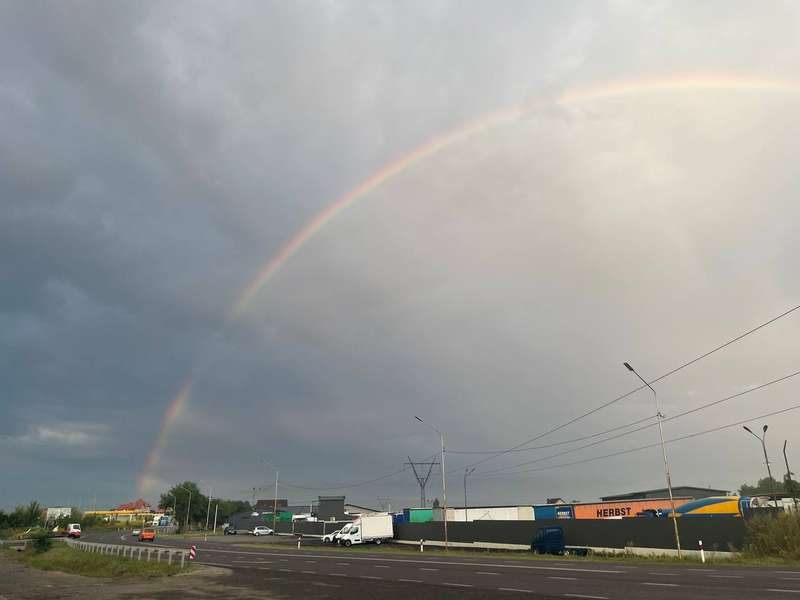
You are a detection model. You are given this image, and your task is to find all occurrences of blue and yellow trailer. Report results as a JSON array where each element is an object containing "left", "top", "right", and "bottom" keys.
[{"left": 664, "top": 496, "right": 751, "bottom": 518}]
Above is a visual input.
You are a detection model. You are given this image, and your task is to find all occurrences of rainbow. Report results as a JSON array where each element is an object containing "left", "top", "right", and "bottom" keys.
[
  {"left": 138, "top": 74, "right": 800, "bottom": 495},
  {"left": 137, "top": 379, "right": 192, "bottom": 494}
]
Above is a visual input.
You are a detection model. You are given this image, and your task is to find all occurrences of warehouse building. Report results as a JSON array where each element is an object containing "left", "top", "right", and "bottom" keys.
[{"left": 600, "top": 486, "right": 730, "bottom": 501}]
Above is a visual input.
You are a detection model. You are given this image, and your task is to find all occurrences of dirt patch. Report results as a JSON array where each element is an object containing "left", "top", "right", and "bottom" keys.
[{"left": 0, "top": 551, "right": 283, "bottom": 599}]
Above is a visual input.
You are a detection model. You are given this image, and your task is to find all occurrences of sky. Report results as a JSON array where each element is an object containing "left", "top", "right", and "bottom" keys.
[{"left": 2, "top": 0, "right": 800, "bottom": 512}]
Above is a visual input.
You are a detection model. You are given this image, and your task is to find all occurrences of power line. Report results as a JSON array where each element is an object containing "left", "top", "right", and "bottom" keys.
[
  {"left": 275, "top": 453, "right": 439, "bottom": 491},
  {"left": 451, "top": 303, "right": 800, "bottom": 472},
  {"left": 475, "top": 402, "right": 800, "bottom": 479},
  {"left": 447, "top": 415, "right": 657, "bottom": 455},
  {"left": 477, "top": 368, "right": 800, "bottom": 476}
]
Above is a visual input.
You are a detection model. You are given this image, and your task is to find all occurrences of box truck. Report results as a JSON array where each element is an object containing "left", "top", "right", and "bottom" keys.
[{"left": 338, "top": 513, "right": 393, "bottom": 547}]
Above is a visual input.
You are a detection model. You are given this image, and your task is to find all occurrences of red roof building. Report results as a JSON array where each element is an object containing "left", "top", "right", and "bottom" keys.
[{"left": 115, "top": 498, "right": 151, "bottom": 511}]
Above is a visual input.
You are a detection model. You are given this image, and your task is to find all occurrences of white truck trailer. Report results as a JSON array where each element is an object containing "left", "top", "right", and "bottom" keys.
[{"left": 338, "top": 513, "right": 393, "bottom": 547}]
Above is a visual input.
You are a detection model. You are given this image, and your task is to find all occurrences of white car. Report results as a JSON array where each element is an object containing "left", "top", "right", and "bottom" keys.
[
  {"left": 252, "top": 526, "right": 274, "bottom": 536},
  {"left": 131, "top": 528, "right": 141, "bottom": 537},
  {"left": 321, "top": 529, "right": 342, "bottom": 543}
]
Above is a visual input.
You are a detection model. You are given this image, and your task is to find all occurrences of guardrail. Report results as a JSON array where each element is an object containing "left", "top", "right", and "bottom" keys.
[{"left": 67, "top": 539, "right": 191, "bottom": 568}]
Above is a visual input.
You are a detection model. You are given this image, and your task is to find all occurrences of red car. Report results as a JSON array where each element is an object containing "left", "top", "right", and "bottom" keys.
[{"left": 138, "top": 527, "right": 156, "bottom": 542}]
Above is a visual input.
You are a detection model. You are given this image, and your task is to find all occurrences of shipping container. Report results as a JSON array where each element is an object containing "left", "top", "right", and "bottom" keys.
[
  {"left": 533, "top": 504, "right": 574, "bottom": 520},
  {"left": 573, "top": 498, "right": 692, "bottom": 519}
]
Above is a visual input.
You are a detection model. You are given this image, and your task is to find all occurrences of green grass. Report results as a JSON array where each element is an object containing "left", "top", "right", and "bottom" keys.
[{"left": 8, "top": 545, "right": 190, "bottom": 577}]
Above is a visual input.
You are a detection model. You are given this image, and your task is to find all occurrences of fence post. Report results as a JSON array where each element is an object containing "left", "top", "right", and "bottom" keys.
[
  {"left": 157, "top": 549, "right": 161, "bottom": 563},
  {"left": 138, "top": 548, "right": 142, "bottom": 561},
  {"left": 181, "top": 552, "right": 186, "bottom": 568},
  {"left": 168, "top": 551, "right": 173, "bottom": 566},
  {"left": 147, "top": 549, "right": 151, "bottom": 562},
  {"left": 699, "top": 540, "right": 705, "bottom": 564}
]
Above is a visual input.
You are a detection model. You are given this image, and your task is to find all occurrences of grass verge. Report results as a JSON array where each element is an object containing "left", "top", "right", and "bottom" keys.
[{"left": 7, "top": 545, "right": 189, "bottom": 577}]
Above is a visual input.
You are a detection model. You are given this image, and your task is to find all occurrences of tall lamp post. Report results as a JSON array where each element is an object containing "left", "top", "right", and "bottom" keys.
[
  {"left": 464, "top": 467, "right": 476, "bottom": 523},
  {"left": 262, "top": 459, "right": 279, "bottom": 532},
  {"left": 623, "top": 362, "right": 682, "bottom": 558},
  {"left": 743, "top": 425, "right": 776, "bottom": 507},
  {"left": 784, "top": 441, "right": 798, "bottom": 511},
  {"left": 415, "top": 416, "right": 448, "bottom": 549}
]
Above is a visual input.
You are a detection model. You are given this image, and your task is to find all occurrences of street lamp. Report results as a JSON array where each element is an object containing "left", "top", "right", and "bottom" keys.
[
  {"left": 198, "top": 481, "right": 213, "bottom": 541},
  {"left": 464, "top": 468, "right": 476, "bottom": 523},
  {"left": 262, "top": 459, "right": 279, "bottom": 532},
  {"left": 623, "top": 362, "right": 682, "bottom": 558},
  {"left": 175, "top": 485, "right": 193, "bottom": 530},
  {"left": 743, "top": 424, "right": 776, "bottom": 507},
  {"left": 415, "top": 415, "right": 448, "bottom": 549}
]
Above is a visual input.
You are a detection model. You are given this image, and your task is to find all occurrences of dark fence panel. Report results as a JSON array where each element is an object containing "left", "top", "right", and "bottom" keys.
[
  {"left": 394, "top": 518, "right": 746, "bottom": 551},
  {"left": 273, "top": 520, "right": 351, "bottom": 536}
]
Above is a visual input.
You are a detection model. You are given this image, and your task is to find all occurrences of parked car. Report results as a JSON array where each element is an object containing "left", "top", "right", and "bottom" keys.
[
  {"left": 66, "top": 523, "right": 81, "bottom": 539},
  {"left": 321, "top": 528, "right": 342, "bottom": 544},
  {"left": 138, "top": 528, "right": 156, "bottom": 542},
  {"left": 251, "top": 526, "right": 273, "bottom": 536},
  {"left": 131, "top": 528, "right": 142, "bottom": 536},
  {"left": 223, "top": 526, "right": 237, "bottom": 535}
]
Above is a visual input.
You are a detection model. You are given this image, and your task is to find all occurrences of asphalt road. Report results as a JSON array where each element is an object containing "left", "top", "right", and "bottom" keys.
[{"left": 85, "top": 530, "right": 800, "bottom": 599}]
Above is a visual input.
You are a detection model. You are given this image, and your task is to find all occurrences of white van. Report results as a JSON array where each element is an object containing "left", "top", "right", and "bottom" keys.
[{"left": 66, "top": 523, "right": 81, "bottom": 538}]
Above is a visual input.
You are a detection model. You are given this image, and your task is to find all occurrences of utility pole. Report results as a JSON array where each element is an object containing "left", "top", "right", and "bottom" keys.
[
  {"left": 464, "top": 467, "right": 476, "bottom": 522},
  {"left": 185, "top": 488, "right": 193, "bottom": 529},
  {"left": 743, "top": 425, "right": 777, "bottom": 507},
  {"left": 784, "top": 440, "right": 798, "bottom": 511},
  {"left": 213, "top": 502, "right": 219, "bottom": 534},
  {"left": 406, "top": 456, "right": 438, "bottom": 507},
  {"left": 415, "top": 416, "right": 448, "bottom": 550},
  {"left": 204, "top": 484, "right": 213, "bottom": 541},
  {"left": 262, "top": 459, "right": 280, "bottom": 532},
  {"left": 624, "top": 362, "right": 682, "bottom": 558}
]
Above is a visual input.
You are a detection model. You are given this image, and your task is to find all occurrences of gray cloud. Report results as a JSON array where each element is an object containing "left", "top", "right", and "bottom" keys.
[{"left": 2, "top": 1, "right": 800, "bottom": 511}]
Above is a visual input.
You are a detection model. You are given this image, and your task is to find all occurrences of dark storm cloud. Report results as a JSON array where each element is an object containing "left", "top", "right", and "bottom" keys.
[{"left": 2, "top": 1, "right": 800, "bottom": 510}]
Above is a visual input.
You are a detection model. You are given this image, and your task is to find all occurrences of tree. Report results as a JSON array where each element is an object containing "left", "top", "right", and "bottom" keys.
[
  {"left": 739, "top": 477, "right": 786, "bottom": 496},
  {"left": 215, "top": 499, "right": 251, "bottom": 522},
  {"left": 159, "top": 482, "right": 208, "bottom": 528}
]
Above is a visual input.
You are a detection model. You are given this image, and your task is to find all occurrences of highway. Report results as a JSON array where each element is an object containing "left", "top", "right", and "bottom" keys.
[{"left": 85, "top": 531, "right": 800, "bottom": 599}]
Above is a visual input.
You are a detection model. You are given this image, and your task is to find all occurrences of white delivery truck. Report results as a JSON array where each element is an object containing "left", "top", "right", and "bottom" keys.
[{"left": 338, "top": 513, "right": 393, "bottom": 547}]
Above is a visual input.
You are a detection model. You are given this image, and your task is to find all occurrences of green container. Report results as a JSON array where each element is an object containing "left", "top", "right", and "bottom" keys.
[
  {"left": 262, "top": 511, "right": 293, "bottom": 522},
  {"left": 409, "top": 509, "right": 433, "bottom": 523}
]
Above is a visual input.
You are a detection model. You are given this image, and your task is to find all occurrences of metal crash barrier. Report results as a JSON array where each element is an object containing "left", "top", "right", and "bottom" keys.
[{"left": 67, "top": 539, "right": 191, "bottom": 568}]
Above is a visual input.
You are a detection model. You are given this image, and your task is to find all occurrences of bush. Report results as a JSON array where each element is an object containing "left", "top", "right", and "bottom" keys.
[
  {"left": 744, "top": 512, "right": 800, "bottom": 560},
  {"left": 29, "top": 530, "right": 53, "bottom": 554}
]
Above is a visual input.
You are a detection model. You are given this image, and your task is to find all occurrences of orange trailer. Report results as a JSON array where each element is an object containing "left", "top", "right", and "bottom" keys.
[{"left": 573, "top": 498, "right": 692, "bottom": 519}]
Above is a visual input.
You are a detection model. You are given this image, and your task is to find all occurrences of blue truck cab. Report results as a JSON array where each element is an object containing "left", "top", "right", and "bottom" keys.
[{"left": 531, "top": 526, "right": 565, "bottom": 555}]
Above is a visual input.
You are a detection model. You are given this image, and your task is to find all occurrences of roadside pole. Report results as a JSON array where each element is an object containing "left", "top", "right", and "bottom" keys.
[{"left": 213, "top": 502, "right": 219, "bottom": 534}]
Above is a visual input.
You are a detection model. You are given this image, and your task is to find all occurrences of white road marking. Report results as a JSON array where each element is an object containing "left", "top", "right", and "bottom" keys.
[
  {"left": 709, "top": 575, "right": 744, "bottom": 579},
  {"left": 420, "top": 567, "right": 438, "bottom": 571},
  {"left": 184, "top": 547, "right": 624, "bottom": 574},
  {"left": 643, "top": 582, "right": 679, "bottom": 587},
  {"left": 688, "top": 568, "right": 717, "bottom": 572},
  {"left": 398, "top": 578, "right": 423, "bottom": 583},
  {"left": 476, "top": 571, "right": 500, "bottom": 575},
  {"left": 361, "top": 575, "right": 381, "bottom": 580},
  {"left": 648, "top": 572, "right": 678, "bottom": 576},
  {"left": 499, "top": 588, "right": 533, "bottom": 594},
  {"left": 305, "top": 560, "right": 317, "bottom": 563},
  {"left": 337, "top": 562, "right": 351, "bottom": 566},
  {"left": 374, "top": 565, "right": 390, "bottom": 568},
  {"left": 443, "top": 583, "right": 473, "bottom": 588},
  {"left": 775, "top": 572, "right": 800, "bottom": 575},
  {"left": 766, "top": 590, "right": 800, "bottom": 594},
  {"left": 564, "top": 595, "right": 608, "bottom": 600},
  {"left": 548, "top": 576, "right": 578, "bottom": 580},
  {"left": 278, "top": 568, "right": 293, "bottom": 573},
  {"left": 330, "top": 573, "right": 347, "bottom": 577}
]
